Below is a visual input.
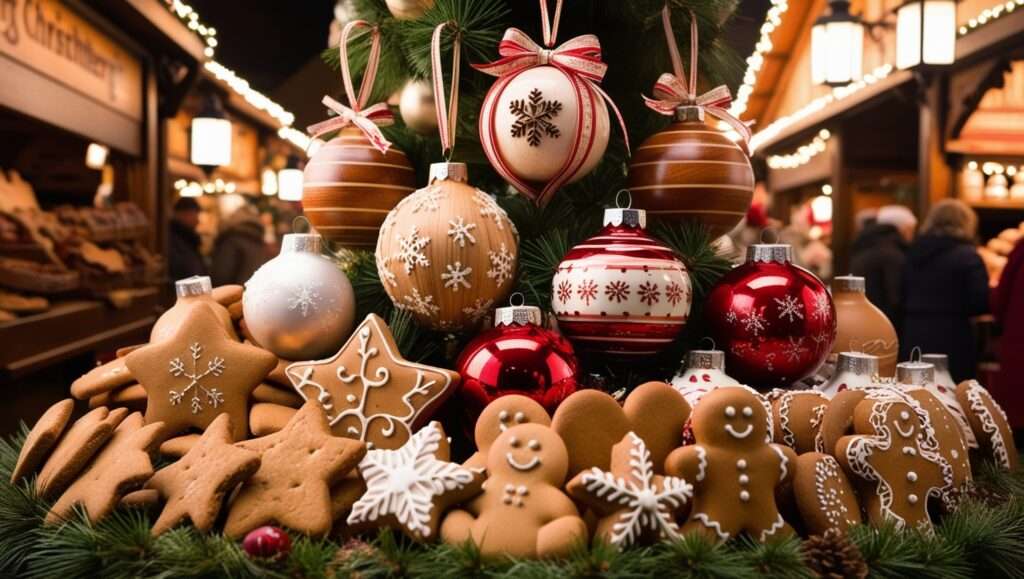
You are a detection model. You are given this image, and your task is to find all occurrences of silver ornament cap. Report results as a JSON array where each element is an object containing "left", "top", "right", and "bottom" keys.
[
  {"left": 675, "top": 105, "right": 705, "bottom": 122},
  {"left": 281, "top": 233, "right": 322, "bottom": 254},
  {"left": 494, "top": 293, "right": 541, "bottom": 327},
  {"left": 833, "top": 275, "right": 866, "bottom": 293},
  {"left": 747, "top": 243, "right": 794, "bottom": 264},
  {"left": 604, "top": 190, "right": 646, "bottom": 228},
  {"left": 175, "top": 275, "right": 213, "bottom": 298},
  {"left": 921, "top": 353, "right": 949, "bottom": 374},
  {"left": 896, "top": 360, "right": 935, "bottom": 385},
  {"left": 836, "top": 351, "right": 879, "bottom": 377},
  {"left": 428, "top": 162, "right": 468, "bottom": 184},
  {"left": 687, "top": 349, "right": 726, "bottom": 371}
]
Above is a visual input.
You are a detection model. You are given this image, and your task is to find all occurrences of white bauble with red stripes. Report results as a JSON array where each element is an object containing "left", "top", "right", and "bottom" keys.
[
  {"left": 551, "top": 207, "right": 691, "bottom": 356},
  {"left": 480, "top": 65, "right": 609, "bottom": 201}
]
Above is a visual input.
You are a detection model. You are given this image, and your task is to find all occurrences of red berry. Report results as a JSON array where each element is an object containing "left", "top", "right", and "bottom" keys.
[{"left": 242, "top": 526, "right": 292, "bottom": 560}]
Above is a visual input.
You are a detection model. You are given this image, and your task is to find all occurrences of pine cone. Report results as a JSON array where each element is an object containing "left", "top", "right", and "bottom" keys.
[{"left": 801, "top": 530, "right": 869, "bottom": 579}]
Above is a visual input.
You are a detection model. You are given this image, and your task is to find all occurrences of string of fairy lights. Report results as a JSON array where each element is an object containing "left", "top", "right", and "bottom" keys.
[{"left": 958, "top": 0, "right": 1023, "bottom": 36}]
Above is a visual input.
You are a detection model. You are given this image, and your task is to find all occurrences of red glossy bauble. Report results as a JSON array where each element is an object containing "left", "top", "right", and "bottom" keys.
[
  {"left": 242, "top": 526, "right": 292, "bottom": 559},
  {"left": 704, "top": 244, "right": 836, "bottom": 390},
  {"left": 455, "top": 303, "right": 579, "bottom": 433}
]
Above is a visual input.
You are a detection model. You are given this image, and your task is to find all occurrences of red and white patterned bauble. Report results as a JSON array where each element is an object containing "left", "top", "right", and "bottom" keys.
[
  {"left": 705, "top": 244, "right": 837, "bottom": 390},
  {"left": 551, "top": 206, "right": 691, "bottom": 356},
  {"left": 375, "top": 163, "right": 519, "bottom": 332},
  {"left": 480, "top": 65, "right": 609, "bottom": 204},
  {"left": 670, "top": 348, "right": 741, "bottom": 409}
]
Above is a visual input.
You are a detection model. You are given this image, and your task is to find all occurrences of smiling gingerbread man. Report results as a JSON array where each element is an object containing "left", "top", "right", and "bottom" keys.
[
  {"left": 664, "top": 386, "right": 796, "bottom": 542},
  {"left": 440, "top": 423, "right": 587, "bottom": 559}
]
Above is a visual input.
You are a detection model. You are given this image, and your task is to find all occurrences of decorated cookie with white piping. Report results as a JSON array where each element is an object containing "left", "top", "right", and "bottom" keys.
[
  {"left": 768, "top": 390, "right": 829, "bottom": 454},
  {"left": 955, "top": 380, "right": 1018, "bottom": 472},
  {"left": 464, "top": 395, "right": 551, "bottom": 470},
  {"left": 664, "top": 387, "right": 796, "bottom": 543},
  {"left": 906, "top": 388, "right": 972, "bottom": 507},
  {"left": 792, "top": 452, "right": 861, "bottom": 535},
  {"left": 440, "top": 423, "right": 587, "bottom": 559},
  {"left": 836, "top": 397, "right": 952, "bottom": 532}
]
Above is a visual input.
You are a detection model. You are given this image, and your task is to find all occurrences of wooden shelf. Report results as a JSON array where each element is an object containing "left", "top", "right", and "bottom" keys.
[
  {"left": 0, "top": 288, "right": 159, "bottom": 380},
  {"left": 967, "top": 199, "right": 1024, "bottom": 211}
]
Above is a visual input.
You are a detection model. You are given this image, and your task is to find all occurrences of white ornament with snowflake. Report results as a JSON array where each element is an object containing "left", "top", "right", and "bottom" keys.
[{"left": 375, "top": 163, "right": 519, "bottom": 331}]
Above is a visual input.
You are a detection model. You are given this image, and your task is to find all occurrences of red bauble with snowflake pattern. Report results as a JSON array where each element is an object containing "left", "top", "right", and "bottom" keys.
[
  {"left": 551, "top": 206, "right": 691, "bottom": 356},
  {"left": 704, "top": 244, "right": 837, "bottom": 390}
]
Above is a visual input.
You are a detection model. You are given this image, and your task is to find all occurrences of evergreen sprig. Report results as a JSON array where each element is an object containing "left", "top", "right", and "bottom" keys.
[{"left": 400, "top": 0, "right": 511, "bottom": 79}]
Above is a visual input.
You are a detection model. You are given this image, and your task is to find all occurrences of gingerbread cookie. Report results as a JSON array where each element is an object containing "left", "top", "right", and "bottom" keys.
[
  {"left": 286, "top": 314, "right": 458, "bottom": 450},
  {"left": 212, "top": 284, "right": 244, "bottom": 306},
  {"left": 115, "top": 344, "right": 144, "bottom": 358},
  {"left": 249, "top": 403, "right": 297, "bottom": 436},
  {"left": 159, "top": 434, "right": 200, "bottom": 459},
  {"left": 348, "top": 422, "right": 484, "bottom": 541},
  {"left": 148, "top": 413, "right": 261, "bottom": 535},
  {"left": 465, "top": 395, "right": 551, "bottom": 470},
  {"left": 70, "top": 357, "right": 134, "bottom": 400},
  {"left": 120, "top": 488, "right": 160, "bottom": 510},
  {"left": 108, "top": 383, "right": 147, "bottom": 411},
  {"left": 956, "top": 380, "right": 1019, "bottom": 471},
  {"left": 36, "top": 407, "right": 129, "bottom": 498},
  {"left": 46, "top": 413, "right": 165, "bottom": 524},
  {"left": 792, "top": 452, "right": 861, "bottom": 535},
  {"left": 265, "top": 357, "right": 295, "bottom": 388},
  {"left": 907, "top": 388, "right": 972, "bottom": 504},
  {"left": 126, "top": 302, "right": 276, "bottom": 440},
  {"left": 567, "top": 432, "right": 693, "bottom": 548},
  {"left": 252, "top": 383, "right": 304, "bottom": 407},
  {"left": 770, "top": 390, "right": 829, "bottom": 454},
  {"left": 224, "top": 401, "right": 366, "bottom": 538},
  {"left": 552, "top": 381, "right": 690, "bottom": 478},
  {"left": 837, "top": 397, "right": 952, "bottom": 531},
  {"left": 441, "top": 423, "right": 588, "bottom": 560},
  {"left": 11, "top": 399, "right": 75, "bottom": 483},
  {"left": 664, "top": 387, "right": 795, "bottom": 543}
]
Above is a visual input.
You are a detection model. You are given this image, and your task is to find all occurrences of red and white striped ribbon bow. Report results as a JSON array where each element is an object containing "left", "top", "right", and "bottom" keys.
[
  {"left": 306, "top": 20, "right": 393, "bottom": 154},
  {"left": 642, "top": 5, "right": 751, "bottom": 145}
]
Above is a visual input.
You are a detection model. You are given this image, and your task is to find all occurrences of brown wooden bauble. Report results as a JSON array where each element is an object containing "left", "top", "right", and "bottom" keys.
[
  {"left": 302, "top": 127, "right": 417, "bottom": 248},
  {"left": 627, "top": 116, "right": 754, "bottom": 237},
  {"left": 375, "top": 163, "right": 519, "bottom": 332},
  {"left": 831, "top": 276, "right": 899, "bottom": 376}
]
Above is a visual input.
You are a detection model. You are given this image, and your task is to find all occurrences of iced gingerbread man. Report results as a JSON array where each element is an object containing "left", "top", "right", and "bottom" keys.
[
  {"left": 664, "top": 386, "right": 796, "bottom": 542},
  {"left": 440, "top": 423, "right": 587, "bottom": 559}
]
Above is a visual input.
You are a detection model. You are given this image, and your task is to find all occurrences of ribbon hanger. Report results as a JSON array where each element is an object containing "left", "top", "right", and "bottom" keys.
[
  {"left": 307, "top": 20, "right": 394, "bottom": 154},
  {"left": 431, "top": 22, "right": 462, "bottom": 160}
]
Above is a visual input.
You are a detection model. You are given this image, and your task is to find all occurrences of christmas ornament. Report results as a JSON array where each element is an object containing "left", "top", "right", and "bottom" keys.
[
  {"left": 303, "top": 21, "right": 416, "bottom": 248},
  {"left": 242, "top": 233, "right": 355, "bottom": 360},
  {"left": 817, "top": 352, "right": 880, "bottom": 399},
  {"left": 831, "top": 275, "right": 898, "bottom": 376},
  {"left": 375, "top": 25, "right": 518, "bottom": 331},
  {"left": 385, "top": 0, "right": 433, "bottom": 20},
  {"left": 551, "top": 201, "right": 691, "bottom": 356},
  {"left": 398, "top": 79, "right": 438, "bottom": 134},
  {"left": 901, "top": 353, "right": 978, "bottom": 448},
  {"left": 627, "top": 6, "right": 754, "bottom": 237},
  {"left": 151, "top": 276, "right": 235, "bottom": 342},
  {"left": 455, "top": 296, "right": 579, "bottom": 435},
  {"left": 242, "top": 526, "right": 292, "bottom": 559},
  {"left": 704, "top": 243, "right": 837, "bottom": 390},
  {"left": 670, "top": 347, "right": 740, "bottom": 408},
  {"left": 473, "top": 0, "right": 628, "bottom": 206}
]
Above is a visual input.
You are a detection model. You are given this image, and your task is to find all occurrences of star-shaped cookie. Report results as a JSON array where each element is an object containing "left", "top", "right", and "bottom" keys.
[
  {"left": 126, "top": 302, "right": 277, "bottom": 440},
  {"left": 224, "top": 401, "right": 366, "bottom": 538},
  {"left": 147, "top": 413, "right": 261, "bottom": 536},
  {"left": 286, "top": 314, "right": 459, "bottom": 450},
  {"left": 348, "top": 421, "right": 484, "bottom": 541},
  {"left": 46, "top": 413, "right": 166, "bottom": 524}
]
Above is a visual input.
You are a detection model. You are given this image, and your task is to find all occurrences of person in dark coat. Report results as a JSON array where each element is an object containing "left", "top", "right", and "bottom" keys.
[
  {"left": 992, "top": 239, "right": 1024, "bottom": 430},
  {"left": 167, "top": 197, "right": 208, "bottom": 282},
  {"left": 850, "top": 205, "right": 917, "bottom": 325},
  {"left": 210, "top": 203, "right": 268, "bottom": 286},
  {"left": 900, "top": 200, "right": 988, "bottom": 382}
]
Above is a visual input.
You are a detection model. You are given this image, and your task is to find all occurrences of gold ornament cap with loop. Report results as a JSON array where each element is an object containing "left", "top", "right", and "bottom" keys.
[
  {"left": 604, "top": 190, "right": 646, "bottom": 229},
  {"left": 494, "top": 292, "right": 543, "bottom": 328},
  {"left": 428, "top": 161, "right": 468, "bottom": 184},
  {"left": 836, "top": 351, "right": 879, "bottom": 377},
  {"left": 175, "top": 275, "right": 213, "bottom": 298},
  {"left": 280, "top": 232, "right": 323, "bottom": 254},
  {"left": 896, "top": 347, "right": 935, "bottom": 385},
  {"left": 833, "top": 275, "right": 866, "bottom": 293}
]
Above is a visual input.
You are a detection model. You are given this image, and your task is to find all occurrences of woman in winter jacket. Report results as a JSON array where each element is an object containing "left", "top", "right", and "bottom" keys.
[
  {"left": 992, "top": 239, "right": 1024, "bottom": 429},
  {"left": 900, "top": 200, "right": 989, "bottom": 382}
]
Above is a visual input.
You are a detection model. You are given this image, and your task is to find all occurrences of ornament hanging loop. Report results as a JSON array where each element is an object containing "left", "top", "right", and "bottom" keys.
[
  {"left": 699, "top": 336, "right": 717, "bottom": 351},
  {"left": 291, "top": 215, "right": 313, "bottom": 234},
  {"left": 509, "top": 292, "right": 526, "bottom": 307},
  {"left": 340, "top": 21, "right": 381, "bottom": 112},
  {"left": 615, "top": 189, "right": 633, "bottom": 209},
  {"left": 909, "top": 346, "right": 922, "bottom": 363},
  {"left": 539, "top": 0, "right": 563, "bottom": 48},
  {"left": 431, "top": 22, "right": 462, "bottom": 160}
]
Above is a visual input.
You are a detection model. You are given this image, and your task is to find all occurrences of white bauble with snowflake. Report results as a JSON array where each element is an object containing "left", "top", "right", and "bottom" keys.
[
  {"left": 375, "top": 162, "right": 519, "bottom": 331},
  {"left": 242, "top": 233, "right": 355, "bottom": 360}
]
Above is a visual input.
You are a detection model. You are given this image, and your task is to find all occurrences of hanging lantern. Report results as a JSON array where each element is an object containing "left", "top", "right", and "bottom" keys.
[
  {"left": 261, "top": 168, "right": 279, "bottom": 196},
  {"left": 278, "top": 155, "right": 304, "bottom": 202},
  {"left": 811, "top": 0, "right": 864, "bottom": 85},
  {"left": 190, "top": 91, "right": 232, "bottom": 170},
  {"left": 85, "top": 143, "right": 109, "bottom": 170},
  {"left": 896, "top": 0, "right": 957, "bottom": 70}
]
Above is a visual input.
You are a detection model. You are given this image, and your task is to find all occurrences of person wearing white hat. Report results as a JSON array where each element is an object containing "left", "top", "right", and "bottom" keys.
[{"left": 850, "top": 204, "right": 918, "bottom": 324}]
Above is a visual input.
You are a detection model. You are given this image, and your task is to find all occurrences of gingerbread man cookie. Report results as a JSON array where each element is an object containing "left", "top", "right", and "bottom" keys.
[
  {"left": 440, "top": 423, "right": 588, "bottom": 560},
  {"left": 836, "top": 397, "right": 952, "bottom": 531},
  {"left": 956, "top": 380, "right": 1019, "bottom": 471},
  {"left": 769, "top": 390, "right": 829, "bottom": 454},
  {"left": 664, "top": 387, "right": 795, "bottom": 543},
  {"left": 906, "top": 388, "right": 972, "bottom": 506},
  {"left": 464, "top": 395, "right": 551, "bottom": 470},
  {"left": 792, "top": 452, "right": 862, "bottom": 536}
]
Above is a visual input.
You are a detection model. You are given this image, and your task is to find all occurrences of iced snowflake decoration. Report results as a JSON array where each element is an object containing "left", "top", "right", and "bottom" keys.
[
  {"left": 446, "top": 217, "right": 477, "bottom": 247},
  {"left": 509, "top": 89, "right": 563, "bottom": 146},
  {"left": 556, "top": 280, "right": 573, "bottom": 304},
  {"left": 725, "top": 311, "right": 738, "bottom": 324},
  {"left": 396, "top": 226, "right": 431, "bottom": 274},
  {"left": 810, "top": 293, "right": 831, "bottom": 321},
  {"left": 782, "top": 336, "right": 807, "bottom": 362},
  {"left": 577, "top": 433, "right": 693, "bottom": 548},
  {"left": 773, "top": 295, "right": 804, "bottom": 323},
  {"left": 462, "top": 298, "right": 494, "bottom": 322},
  {"left": 168, "top": 343, "right": 225, "bottom": 415},
  {"left": 473, "top": 189, "right": 508, "bottom": 231},
  {"left": 577, "top": 279, "right": 598, "bottom": 306},
  {"left": 605, "top": 280, "right": 630, "bottom": 303},
  {"left": 742, "top": 311, "right": 767, "bottom": 336},
  {"left": 410, "top": 186, "right": 444, "bottom": 213},
  {"left": 347, "top": 422, "right": 476, "bottom": 538},
  {"left": 665, "top": 282, "right": 686, "bottom": 307},
  {"left": 638, "top": 281, "right": 661, "bottom": 306},
  {"left": 287, "top": 283, "right": 321, "bottom": 317},
  {"left": 486, "top": 243, "right": 514, "bottom": 286},
  {"left": 403, "top": 289, "right": 440, "bottom": 318},
  {"left": 441, "top": 262, "right": 472, "bottom": 292}
]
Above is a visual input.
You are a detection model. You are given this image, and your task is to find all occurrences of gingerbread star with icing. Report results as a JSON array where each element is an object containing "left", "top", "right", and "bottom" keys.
[
  {"left": 126, "top": 302, "right": 277, "bottom": 441},
  {"left": 147, "top": 413, "right": 261, "bottom": 536},
  {"left": 224, "top": 400, "right": 366, "bottom": 538},
  {"left": 286, "top": 314, "right": 459, "bottom": 450}
]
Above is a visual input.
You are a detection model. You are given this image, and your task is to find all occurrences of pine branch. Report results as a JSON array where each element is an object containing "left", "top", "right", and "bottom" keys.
[
  {"left": 342, "top": 249, "right": 394, "bottom": 323},
  {"left": 399, "top": 0, "right": 510, "bottom": 79},
  {"left": 736, "top": 535, "right": 812, "bottom": 579},
  {"left": 938, "top": 498, "right": 1024, "bottom": 578},
  {"left": 656, "top": 533, "right": 756, "bottom": 578}
]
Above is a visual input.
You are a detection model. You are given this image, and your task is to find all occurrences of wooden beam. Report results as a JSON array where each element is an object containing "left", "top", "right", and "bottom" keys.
[
  {"left": 831, "top": 131, "right": 852, "bottom": 275},
  {"left": 947, "top": 58, "right": 1012, "bottom": 141},
  {"left": 918, "top": 74, "right": 953, "bottom": 216}
]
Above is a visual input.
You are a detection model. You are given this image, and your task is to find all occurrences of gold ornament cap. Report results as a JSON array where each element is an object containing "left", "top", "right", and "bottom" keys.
[
  {"left": 428, "top": 162, "right": 468, "bottom": 184},
  {"left": 687, "top": 349, "right": 726, "bottom": 371},
  {"left": 833, "top": 275, "right": 866, "bottom": 293},
  {"left": 175, "top": 275, "right": 213, "bottom": 298},
  {"left": 836, "top": 351, "right": 879, "bottom": 377},
  {"left": 494, "top": 293, "right": 542, "bottom": 327},
  {"left": 281, "top": 233, "right": 322, "bottom": 254},
  {"left": 747, "top": 243, "right": 794, "bottom": 264}
]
